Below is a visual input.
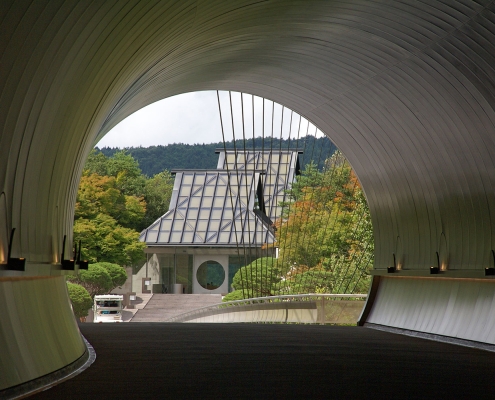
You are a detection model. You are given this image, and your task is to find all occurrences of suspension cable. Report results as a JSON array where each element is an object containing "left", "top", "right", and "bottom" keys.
[{"left": 216, "top": 90, "right": 246, "bottom": 298}]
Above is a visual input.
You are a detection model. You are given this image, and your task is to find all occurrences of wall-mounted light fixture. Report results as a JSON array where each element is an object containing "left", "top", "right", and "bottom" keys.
[
  {"left": 76, "top": 240, "right": 88, "bottom": 270},
  {"left": 430, "top": 251, "right": 440, "bottom": 274},
  {"left": 387, "top": 253, "right": 397, "bottom": 273},
  {"left": 7, "top": 228, "right": 26, "bottom": 271},
  {"left": 485, "top": 250, "right": 495, "bottom": 276},
  {"left": 61, "top": 235, "right": 75, "bottom": 270}
]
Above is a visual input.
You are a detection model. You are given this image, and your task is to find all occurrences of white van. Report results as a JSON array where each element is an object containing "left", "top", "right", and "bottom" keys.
[{"left": 93, "top": 295, "right": 123, "bottom": 323}]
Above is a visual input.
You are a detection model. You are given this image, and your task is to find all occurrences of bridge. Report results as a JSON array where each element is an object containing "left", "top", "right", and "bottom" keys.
[
  {"left": 1, "top": 0, "right": 495, "bottom": 397},
  {"left": 165, "top": 294, "right": 367, "bottom": 324}
]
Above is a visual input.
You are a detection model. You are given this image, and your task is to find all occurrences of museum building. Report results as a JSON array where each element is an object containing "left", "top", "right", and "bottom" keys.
[{"left": 136, "top": 148, "right": 302, "bottom": 294}]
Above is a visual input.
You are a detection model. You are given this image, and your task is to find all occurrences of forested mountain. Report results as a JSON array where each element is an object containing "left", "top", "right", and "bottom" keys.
[{"left": 98, "top": 136, "right": 336, "bottom": 176}]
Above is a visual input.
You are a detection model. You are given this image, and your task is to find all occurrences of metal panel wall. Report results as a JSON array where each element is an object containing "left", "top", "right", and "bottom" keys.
[
  {"left": 367, "top": 277, "right": 495, "bottom": 344},
  {"left": 0, "top": 276, "right": 86, "bottom": 391},
  {"left": 0, "top": 0, "right": 493, "bottom": 276}
]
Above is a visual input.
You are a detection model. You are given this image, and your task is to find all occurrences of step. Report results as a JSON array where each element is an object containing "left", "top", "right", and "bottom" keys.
[{"left": 130, "top": 294, "right": 223, "bottom": 322}]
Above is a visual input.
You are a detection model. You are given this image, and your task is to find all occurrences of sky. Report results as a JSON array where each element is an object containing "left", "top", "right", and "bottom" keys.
[{"left": 95, "top": 91, "right": 323, "bottom": 148}]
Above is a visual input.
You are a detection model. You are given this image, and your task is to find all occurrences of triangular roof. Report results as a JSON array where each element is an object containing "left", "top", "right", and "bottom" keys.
[
  {"left": 216, "top": 149, "right": 301, "bottom": 220},
  {"left": 140, "top": 169, "right": 275, "bottom": 247}
]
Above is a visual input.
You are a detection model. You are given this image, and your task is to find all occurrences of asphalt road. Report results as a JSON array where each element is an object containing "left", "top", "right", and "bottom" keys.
[{"left": 32, "top": 324, "right": 495, "bottom": 399}]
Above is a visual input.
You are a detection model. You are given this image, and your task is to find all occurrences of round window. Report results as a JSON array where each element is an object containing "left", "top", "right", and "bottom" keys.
[{"left": 197, "top": 260, "right": 225, "bottom": 290}]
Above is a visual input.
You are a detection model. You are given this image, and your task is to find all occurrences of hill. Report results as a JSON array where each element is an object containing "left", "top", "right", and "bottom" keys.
[{"left": 98, "top": 136, "right": 336, "bottom": 176}]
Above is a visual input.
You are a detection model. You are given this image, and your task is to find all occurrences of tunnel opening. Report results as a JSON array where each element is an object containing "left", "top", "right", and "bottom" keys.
[{"left": 72, "top": 91, "right": 374, "bottom": 324}]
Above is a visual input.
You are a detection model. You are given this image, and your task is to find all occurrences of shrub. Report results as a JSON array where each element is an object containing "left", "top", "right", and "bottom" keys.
[{"left": 67, "top": 282, "right": 92, "bottom": 319}]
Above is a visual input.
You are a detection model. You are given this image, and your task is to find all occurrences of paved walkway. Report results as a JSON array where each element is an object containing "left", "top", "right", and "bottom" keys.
[
  {"left": 32, "top": 324, "right": 495, "bottom": 399},
  {"left": 122, "top": 293, "right": 153, "bottom": 322},
  {"left": 130, "top": 294, "right": 222, "bottom": 322}
]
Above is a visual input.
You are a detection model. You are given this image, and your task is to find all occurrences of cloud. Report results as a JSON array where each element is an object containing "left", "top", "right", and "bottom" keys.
[{"left": 96, "top": 91, "right": 323, "bottom": 148}]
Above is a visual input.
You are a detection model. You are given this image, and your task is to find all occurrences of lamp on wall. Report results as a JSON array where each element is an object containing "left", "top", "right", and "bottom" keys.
[
  {"left": 76, "top": 240, "right": 88, "bottom": 270},
  {"left": 61, "top": 235, "right": 75, "bottom": 270},
  {"left": 6, "top": 228, "right": 26, "bottom": 271},
  {"left": 485, "top": 250, "right": 495, "bottom": 276},
  {"left": 387, "top": 253, "right": 397, "bottom": 273},
  {"left": 430, "top": 251, "right": 440, "bottom": 274}
]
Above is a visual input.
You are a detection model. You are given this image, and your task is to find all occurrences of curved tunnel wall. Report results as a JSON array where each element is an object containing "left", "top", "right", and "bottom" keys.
[
  {"left": 367, "top": 277, "right": 495, "bottom": 344},
  {"left": 0, "top": 0, "right": 493, "bottom": 272},
  {"left": 0, "top": 277, "right": 86, "bottom": 391},
  {"left": 0, "top": 0, "right": 495, "bottom": 389}
]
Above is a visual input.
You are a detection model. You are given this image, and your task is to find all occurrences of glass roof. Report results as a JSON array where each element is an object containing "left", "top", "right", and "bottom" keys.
[
  {"left": 141, "top": 170, "right": 275, "bottom": 246},
  {"left": 216, "top": 149, "right": 301, "bottom": 220}
]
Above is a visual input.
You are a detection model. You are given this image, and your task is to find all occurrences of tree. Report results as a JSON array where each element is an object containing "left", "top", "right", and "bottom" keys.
[
  {"left": 66, "top": 282, "right": 93, "bottom": 320},
  {"left": 96, "top": 262, "right": 128, "bottom": 291},
  {"left": 280, "top": 269, "right": 334, "bottom": 294},
  {"left": 75, "top": 173, "right": 146, "bottom": 231},
  {"left": 107, "top": 150, "right": 146, "bottom": 197},
  {"left": 119, "top": 195, "right": 147, "bottom": 231},
  {"left": 85, "top": 149, "right": 144, "bottom": 192},
  {"left": 75, "top": 174, "right": 123, "bottom": 220},
  {"left": 84, "top": 149, "right": 109, "bottom": 176},
  {"left": 74, "top": 214, "right": 146, "bottom": 266},
  {"left": 97, "top": 136, "right": 336, "bottom": 176},
  {"left": 274, "top": 151, "right": 373, "bottom": 295},
  {"left": 74, "top": 150, "right": 150, "bottom": 267},
  {"left": 222, "top": 289, "right": 246, "bottom": 302},
  {"left": 276, "top": 176, "right": 353, "bottom": 271},
  {"left": 142, "top": 171, "right": 174, "bottom": 228},
  {"left": 77, "top": 149, "right": 172, "bottom": 231},
  {"left": 67, "top": 263, "right": 113, "bottom": 297},
  {"left": 224, "top": 257, "right": 281, "bottom": 301},
  {"left": 221, "top": 153, "right": 373, "bottom": 300}
]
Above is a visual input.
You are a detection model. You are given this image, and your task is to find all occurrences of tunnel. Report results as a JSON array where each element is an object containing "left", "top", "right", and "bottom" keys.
[{"left": 1, "top": 0, "right": 495, "bottom": 394}]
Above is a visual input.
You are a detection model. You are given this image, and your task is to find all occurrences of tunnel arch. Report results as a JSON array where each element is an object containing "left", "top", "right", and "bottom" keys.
[
  {"left": 1, "top": 1, "right": 494, "bottom": 270},
  {"left": 1, "top": 0, "right": 495, "bottom": 392}
]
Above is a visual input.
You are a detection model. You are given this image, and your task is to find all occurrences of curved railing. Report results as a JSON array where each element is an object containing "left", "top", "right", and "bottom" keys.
[{"left": 166, "top": 294, "right": 367, "bottom": 324}]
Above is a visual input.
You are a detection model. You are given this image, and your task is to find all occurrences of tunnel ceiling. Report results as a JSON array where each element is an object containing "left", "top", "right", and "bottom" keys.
[{"left": 0, "top": 0, "right": 494, "bottom": 272}]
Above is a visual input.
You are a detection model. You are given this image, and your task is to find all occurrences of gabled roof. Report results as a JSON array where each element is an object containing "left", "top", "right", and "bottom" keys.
[
  {"left": 140, "top": 169, "right": 275, "bottom": 247},
  {"left": 216, "top": 149, "right": 301, "bottom": 220}
]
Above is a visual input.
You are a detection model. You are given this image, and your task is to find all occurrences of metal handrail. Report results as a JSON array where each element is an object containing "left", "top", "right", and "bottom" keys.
[{"left": 166, "top": 293, "right": 367, "bottom": 322}]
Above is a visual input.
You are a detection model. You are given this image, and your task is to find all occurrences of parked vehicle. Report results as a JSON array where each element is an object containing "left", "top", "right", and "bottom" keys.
[{"left": 93, "top": 295, "right": 123, "bottom": 323}]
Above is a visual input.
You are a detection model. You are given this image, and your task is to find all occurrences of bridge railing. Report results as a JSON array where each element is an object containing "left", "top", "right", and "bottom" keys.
[{"left": 166, "top": 294, "right": 367, "bottom": 324}]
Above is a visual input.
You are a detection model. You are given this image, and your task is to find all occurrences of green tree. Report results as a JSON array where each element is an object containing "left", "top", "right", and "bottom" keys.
[
  {"left": 119, "top": 195, "right": 147, "bottom": 231},
  {"left": 67, "top": 264, "right": 113, "bottom": 297},
  {"left": 75, "top": 174, "right": 123, "bottom": 220},
  {"left": 75, "top": 173, "right": 146, "bottom": 231},
  {"left": 84, "top": 149, "right": 109, "bottom": 176},
  {"left": 142, "top": 171, "right": 174, "bottom": 228},
  {"left": 221, "top": 289, "right": 246, "bottom": 302},
  {"left": 73, "top": 214, "right": 145, "bottom": 266},
  {"left": 107, "top": 150, "right": 146, "bottom": 197},
  {"left": 282, "top": 269, "right": 334, "bottom": 294},
  {"left": 66, "top": 282, "right": 93, "bottom": 320},
  {"left": 74, "top": 149, "right": 152, "bottom": 266},
  {"left": 224, "top": 257, "right": 281, "bottom": 301},
  {"left": 274, "top": 151, "right": 373, "bottom": 295},
  {"left": 95, "top": 262, "right": 128, "bottom": 291},
  {"left": 97, "top": 136, "right": 336, "bottom": 176}
]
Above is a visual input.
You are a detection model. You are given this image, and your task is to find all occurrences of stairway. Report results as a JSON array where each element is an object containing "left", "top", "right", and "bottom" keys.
[{"left": 130, "top": 294, "right": 223, "bottom": 322}]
